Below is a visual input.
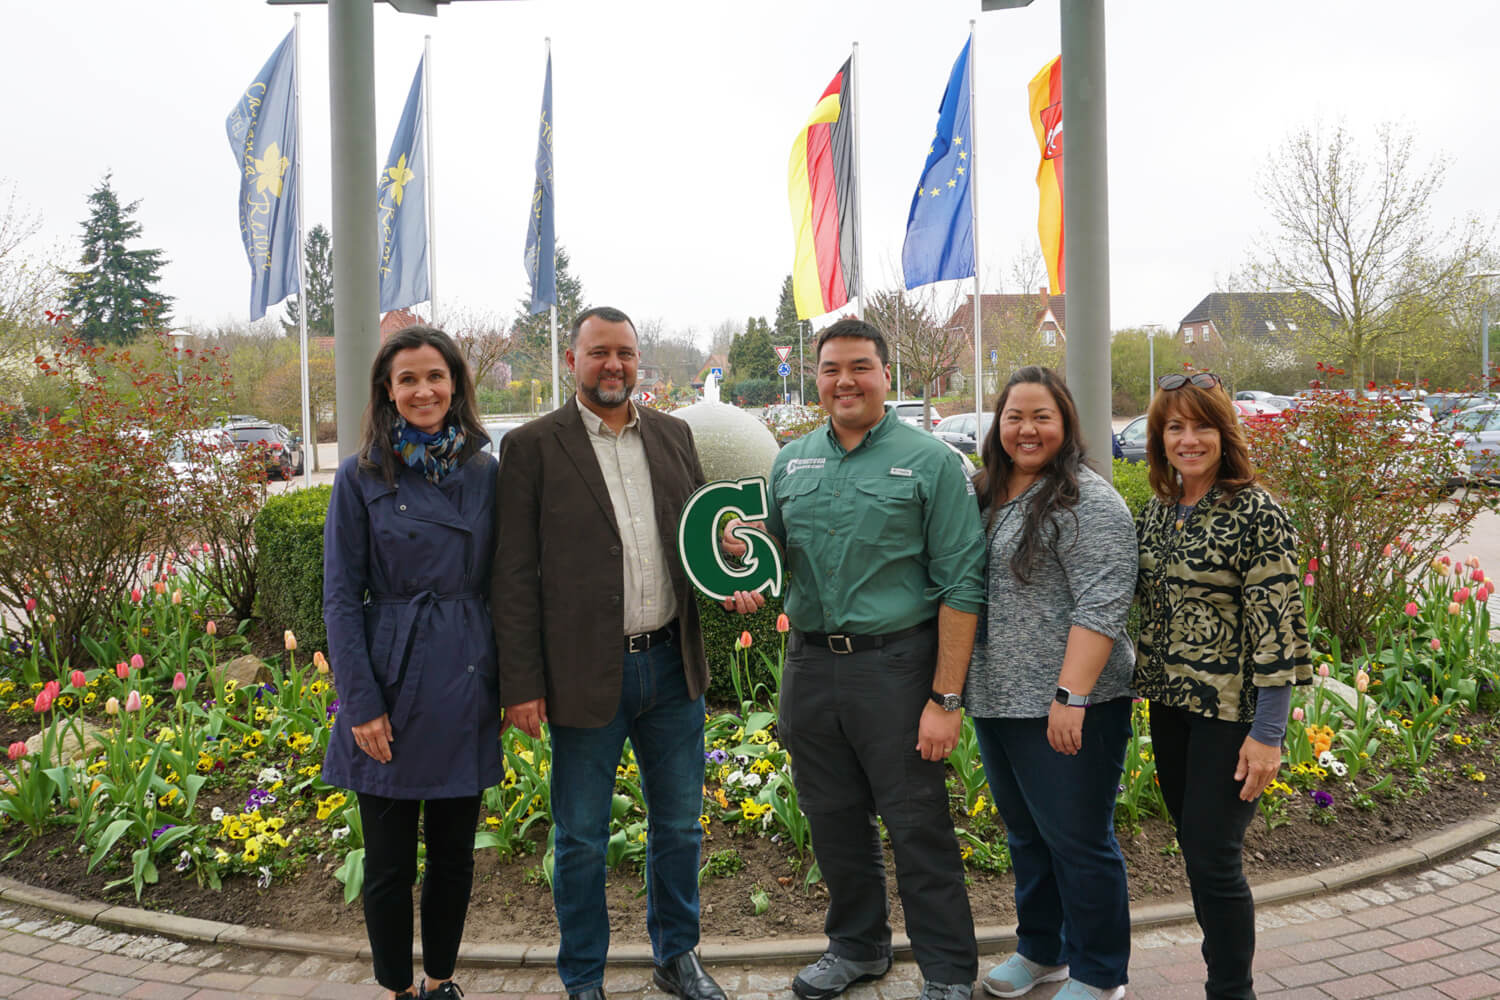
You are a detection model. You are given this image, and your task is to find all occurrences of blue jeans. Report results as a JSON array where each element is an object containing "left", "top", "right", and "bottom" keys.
[
  {"left": 972, "top": 699, "right": 1133, "bottom": 990},
  {"left": 547, "top": 638, "right": 705, "bottom": 992}
]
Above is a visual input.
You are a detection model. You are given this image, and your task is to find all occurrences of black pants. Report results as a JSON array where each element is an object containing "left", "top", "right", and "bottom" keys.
[
  {"left": 358, "top": 792, "right": 483, "bottom": 992},
  {"left": 779, "top": 629, "right": 977, "bottom": 985},
  {"left": 1149, "top": 702, "right": 1260, "bottom": 1000}
]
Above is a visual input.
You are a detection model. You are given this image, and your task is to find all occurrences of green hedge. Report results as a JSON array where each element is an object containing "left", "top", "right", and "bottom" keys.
[
  {"left": 698, "top": 588, "right": 786, "bottom": 704},
  {"left": 1110, "top": 458, "right": 1152, "bottom": 520},
  {"left": 255, "top": 485, "right": 332, "bottom": 656}
]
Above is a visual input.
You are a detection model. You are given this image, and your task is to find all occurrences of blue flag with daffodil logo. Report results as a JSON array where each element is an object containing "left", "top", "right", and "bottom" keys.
[
  {"left": 378, "top": 54, "right": 430, "bottom": 313},
  {"left": 523, "top": 52, "right": 556, "bottom": 315},
  {"left": 226, "top": 29, "right": 300, "bottom": 322},
  {"left": 902, "top": 37, "right": 975, "bottom": 289}
]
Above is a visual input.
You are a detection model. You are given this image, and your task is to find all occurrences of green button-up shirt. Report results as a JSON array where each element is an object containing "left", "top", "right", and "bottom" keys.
[{"left": 765, "top": 410, "right": 985, "bottom": 633}]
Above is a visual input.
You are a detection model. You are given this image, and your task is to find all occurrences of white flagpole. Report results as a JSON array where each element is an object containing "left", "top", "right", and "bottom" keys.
[
  {"left": 967, "top": 21, "right": 984, "bottom": 434},
  {"left": 547, "top": 37, "right": 560, "bottom": 410},
  {"left": 293, "top": 13, "right": 314, "bottom": 484},
  {"left": 851, "top": 41, "right": 865, "bottom": 321},
  {"left": 423, "top": 36, "right": 438, "bottom": 327}
]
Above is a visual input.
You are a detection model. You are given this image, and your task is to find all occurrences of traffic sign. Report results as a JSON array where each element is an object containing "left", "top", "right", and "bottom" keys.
[
  {"left": 774, "top": 345, "right": 793, "bottom": 363},
  {"left": 638, "top": 390, "right": 655, "bottom": 403},
  {"left": 710, "top": 367, "right": 723, "bottom": 380},
  {"left": 777, "top": 362, "right": 791, "bottom": 378}
]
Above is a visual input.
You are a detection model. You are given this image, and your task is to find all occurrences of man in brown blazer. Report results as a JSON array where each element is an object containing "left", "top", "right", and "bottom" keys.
[{"left": 492, "top": 306, "right": 724, "bottom": 1000}]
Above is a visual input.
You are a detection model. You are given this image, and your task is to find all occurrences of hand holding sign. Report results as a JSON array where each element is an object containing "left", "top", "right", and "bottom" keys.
[{"left": 676, "top": 478, "right": 784, "bottom": 604}]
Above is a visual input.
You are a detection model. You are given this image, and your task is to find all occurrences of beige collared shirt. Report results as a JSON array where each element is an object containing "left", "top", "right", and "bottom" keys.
[{"left": 576, "top": 397, "right": 677, "bottom": 635}]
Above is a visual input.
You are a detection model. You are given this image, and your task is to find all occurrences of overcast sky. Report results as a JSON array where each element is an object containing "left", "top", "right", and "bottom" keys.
[{"left": 6, "top": 1, "right": 1497, "bottom": 343}]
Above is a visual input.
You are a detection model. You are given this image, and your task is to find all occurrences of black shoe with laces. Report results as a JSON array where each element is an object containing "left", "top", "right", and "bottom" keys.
[{"left": 420, "top": 981, "right": 464, "bottom": 999}]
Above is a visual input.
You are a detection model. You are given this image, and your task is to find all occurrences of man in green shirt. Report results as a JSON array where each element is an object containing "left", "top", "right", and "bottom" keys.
[{"left": 724, "top": 318, "right": 985, "bottom": 1000}]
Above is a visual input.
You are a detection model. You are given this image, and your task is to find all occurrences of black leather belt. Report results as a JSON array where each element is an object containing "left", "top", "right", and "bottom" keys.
[
  {"left": 625, "top": 620, "right": 677, "bottom": 654},
  {"left": 797, "top": 619, "right": 935, "bottom": 654}
]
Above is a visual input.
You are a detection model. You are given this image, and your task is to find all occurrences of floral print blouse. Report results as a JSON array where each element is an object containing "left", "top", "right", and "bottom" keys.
[{"left": 1135, "top": 484, "right": 1312, "bottom": 722}]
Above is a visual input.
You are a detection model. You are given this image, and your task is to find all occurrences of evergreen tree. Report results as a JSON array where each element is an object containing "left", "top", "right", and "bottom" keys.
[
  {"left": 508, "top": 244, "right": 585, "bottom": 383},
  {"left": 727, "top": 316, "right": 778, "bottom": 386},
  {"left": 283, "top": 224, "right": 333, "bottom": 338},
  {"left": 773, "top": 273, "right": 815, "bottom": 394},
  {"left": 63, "top": 174, "right": 172, "bottom": 344}
]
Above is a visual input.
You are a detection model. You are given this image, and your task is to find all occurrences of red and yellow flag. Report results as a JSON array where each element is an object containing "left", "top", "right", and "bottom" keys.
[
  {"left": 1027, "top": 55, "right": 1065, "bottom": 295},
  {"left": 788, "top": 59, "right": 859, "bottom": 320}
]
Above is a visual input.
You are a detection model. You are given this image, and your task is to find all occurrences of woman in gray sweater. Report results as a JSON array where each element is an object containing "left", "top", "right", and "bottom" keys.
[{"left": 966, "top": 367, "right": 1137, "bottom": 1000}]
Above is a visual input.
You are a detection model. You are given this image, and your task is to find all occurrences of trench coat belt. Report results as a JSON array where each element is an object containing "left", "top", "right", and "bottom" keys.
[{"left": 368, "top": 590, "right": 485, "bottom": 731}]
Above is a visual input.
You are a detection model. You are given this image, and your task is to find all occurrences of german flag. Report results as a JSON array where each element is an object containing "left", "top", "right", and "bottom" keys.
[
  {"left": 788, "top": 58, "right": 859, "bottom": 321},
  {"left": 1028, "top": 55, "right": 1065, "bottom": 295}
]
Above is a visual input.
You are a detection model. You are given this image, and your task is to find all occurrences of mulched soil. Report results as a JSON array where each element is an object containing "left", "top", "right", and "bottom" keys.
[{"left": 3, "top": 717, "right": 1494, "bottom": 946}]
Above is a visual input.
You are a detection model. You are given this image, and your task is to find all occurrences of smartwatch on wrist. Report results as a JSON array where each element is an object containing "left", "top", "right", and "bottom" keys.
[
  {"left": 930, "top": 690, "right": 962, "bottom": 712},
  {"left": 1054, "top": 685, "right": 1092, "bottom": 708}
]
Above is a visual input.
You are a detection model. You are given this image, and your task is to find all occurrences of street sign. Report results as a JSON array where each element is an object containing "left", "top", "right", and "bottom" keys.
[
  {"left": 710, "top": 367, "right": 723, "bottom": 380},
  {"left": 774, "top": 345, "right": 793, "bottom": 363},
  {"left": 777, "top": 362, "right": 791, "bottom": 378},
  {"left": 989, "top": 349, "right": 997, "bottom": 363},
  {"left": 638, "top": 390, "right": 655, "bottom": 403}
]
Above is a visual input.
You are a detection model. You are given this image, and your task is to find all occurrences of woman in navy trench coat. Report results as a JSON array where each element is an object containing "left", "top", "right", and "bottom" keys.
[{"left": 322, "top": 325, "right": 502, "bottom": 1000}]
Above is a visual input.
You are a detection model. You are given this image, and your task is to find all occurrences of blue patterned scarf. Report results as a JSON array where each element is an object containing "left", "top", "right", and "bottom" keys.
[{"left": 391, "top": 417, "right": 466, "bottom": 484}]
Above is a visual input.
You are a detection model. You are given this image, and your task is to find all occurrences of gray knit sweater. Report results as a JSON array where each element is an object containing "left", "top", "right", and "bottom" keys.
[{"left": 964, "top": 465, "right": 1138, "bottom": 718}]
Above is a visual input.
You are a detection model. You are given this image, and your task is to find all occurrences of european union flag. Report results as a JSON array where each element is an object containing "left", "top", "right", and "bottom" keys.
[
  {"left": 226, "top": 29, "right": 300, "bottom": 322},
  {"left": 902, "top": 38, "right": 975, "bottom": 290},
  {"left": 523, "top": 53, "right": 556, "bottom": 315},
  {"left": 378, "top": 54, "right": 429, "bottom": 313}
]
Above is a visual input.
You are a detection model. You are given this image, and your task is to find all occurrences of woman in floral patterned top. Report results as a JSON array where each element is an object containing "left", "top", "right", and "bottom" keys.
[{"left": 1135, "top": 373, "right": 1311, "bottom": 1000}]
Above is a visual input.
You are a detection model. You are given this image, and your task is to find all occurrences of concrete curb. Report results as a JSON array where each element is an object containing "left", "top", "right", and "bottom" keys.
[{"left": 2, "top": 804, "right": 1497, "bottom": 968}]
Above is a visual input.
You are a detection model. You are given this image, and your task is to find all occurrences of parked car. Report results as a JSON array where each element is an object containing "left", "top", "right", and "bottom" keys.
[
  {"left": 1232, "top": 399, "right": 1281, "bottom": 426},
  {"left": 933, "top": 411, "right": 994, "bottom": 455},
  {"left": 884, "top": 399, "right": 941, "bottom": 430},
  {"left": 1424, "top": 392, "right": 1498, "bottom": 421},
  {"left": 1438, "top": 404, "right": 1500, "bottom": 483},
  {"left": 1114, "top": 415, "right": 1148, "bottom": 463},
  {"left": 1234, "top": 390, "right": 1276, "bottom": 403},
  {"left": 481, "top": 419, "right": 527, "bottom": 454},
  {"left": 222, "top": 421, "right": 303, "bottom": 480}
]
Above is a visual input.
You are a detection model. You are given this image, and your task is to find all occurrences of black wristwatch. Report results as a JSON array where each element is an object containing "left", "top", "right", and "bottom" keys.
[
  {"left": 930, "top": 690, "right": 962, "bottom": 712},
  {"left": 1054, "top": 685, "right": 1093, "bottom": 708}
]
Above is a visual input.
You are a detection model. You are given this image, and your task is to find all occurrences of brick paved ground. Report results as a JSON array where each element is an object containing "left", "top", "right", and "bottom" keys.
[{"left": 3, "top": 841, "right": 1500, "bottom": 1000}]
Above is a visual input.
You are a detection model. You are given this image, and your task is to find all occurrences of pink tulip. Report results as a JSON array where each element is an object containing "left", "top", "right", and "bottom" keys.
[
  {"left": 313, "top": 651, "right": 330, "bottom": 674},
  {"left": 171, "top": 588, "right": 182, "bottom": 605},
  {"left": 1478, "top": 585, "right": 1491, "bottom": 603},
  {"left": 201, "top": 541, "right": 212, "bottom": 553},
  {"left": 1474, "top": 569, "right": 1486, "bottom": 583},
  {"left": 130, "top": 587, "right": 143, "bottom": 604},
  {"left": 1430, "top": 638, "right": 1442, "bottom": 652},
  {"left": 1402, "top": 542, "right": 1414, "bottom": 555},
  {"left": 171, "top": 672, "right": 187, "bottom": 691},
  {"left": 43, "top": 680, "right": 59, "bottom": 700},
  {"left": 1291, "top": 706, "right": 1304, "bottom": 722},
  {"left": 1355, "top": 670, "right": 1369, "bottom": 693},
  {"left": 1308, "top": 557, "right": 1320, "bottom": 573},
  {"left": 1467, "top": 555, "right": 1480, "bottom": 569},
  {"left": 130, "top": 653, "right": 144, "bottom": 671},
  {"left": 124, "top": 691, "right": 142, "bottom": 713},
  {"left": 1455, "top": 587, "right": 1471, "bottom": 603},
  {"left": 1320, "top": 540, "right": 1328, "bottom": 551},
  {"left": 1381, "top": 543, "right": 1394, "bottom": 558},
  {"left": 1440, "top": 555, "right": 1452, "bottom": 566},
  {"left": 1303, "top": 573, "right": 1315, "bottom": 586},
  {"left": 164, "top": 565, "right": 177, "bottom": 578},
  {"left": 284, "top": 630, "right": 297, "bottom": 651},
  {"left": 1448, "top": 602, "right": 1462, "bottom": 615},
  {"left": 739, "top": 630, "right": 752, "bottom": 649},
  {"left": 152, "top": 581, "right": 166, "bottom": 595},
  {"left": 146, "top": 554, "right": 155, "bottom": 568},
  {"left": 1404, "top": 602, "right": 1419, "bottom": 617},
  {"left": 69, "top": 670, "right": 86, "bottom": 690},
  {"left": 7, "top": 741, "right": 26, "bottom": 762},
  {"left": 1318, "top": 664, "right": 1330, "bottom": 678},
  {"left": 205, "top": 619, "right": 217, "bottom": 636},
  {"left": 24, "top": 597, "right": 36, "bottom": 613},
  {"left": 33, "top": 690, "right": 53, "bottom": 713},
  {"left": 115, "top": 662, "right": 129, "bottom": 680},
  {"left": 775, "top": 613, "right": 790, "bottom": 634},
  {"left": 1354, "top": 542, "right": 1363, "bottom": 552}
]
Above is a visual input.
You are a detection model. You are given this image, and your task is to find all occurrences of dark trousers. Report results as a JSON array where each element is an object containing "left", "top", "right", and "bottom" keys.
[
  {"left": 358, "top": 792, "right": 483, "bottom": 992},
  {"left": 780, "top": 629, "right": 978, "bottom": 985},
  {"left": 972, "top": 700, "right": 1133, "bottom": 990},
  {"left": 1149, "top": 702, "right": 1260, "bottom": 1000}
]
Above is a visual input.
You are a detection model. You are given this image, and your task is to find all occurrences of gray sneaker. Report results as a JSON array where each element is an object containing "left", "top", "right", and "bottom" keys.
[
  {"left": 791, "top": 951, "right": 893, "bottom": 1000},
  {"left": 920, "top": 983, "right": 973, "bottom": 1000}
]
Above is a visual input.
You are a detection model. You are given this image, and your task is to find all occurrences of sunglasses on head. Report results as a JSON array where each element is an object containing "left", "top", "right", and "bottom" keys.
[{"left": 1157, "top": 372, "right": 1221, "bottom": 391}]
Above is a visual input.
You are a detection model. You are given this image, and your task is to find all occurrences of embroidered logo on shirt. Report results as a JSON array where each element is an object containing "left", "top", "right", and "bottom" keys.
[
  {"left": 889, "top": 467, "right": 913, "bottom": 477},
  {"left": 786, "top": 458, "right": 826, "bottom": 474},
  {"left": 966, "top": 479, "right": 977, "bottom": 495}
]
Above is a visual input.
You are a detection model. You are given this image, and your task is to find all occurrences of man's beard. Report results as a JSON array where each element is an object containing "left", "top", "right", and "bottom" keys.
[{"left": 584, "top": 379, "right": 634, "bottom": 408}]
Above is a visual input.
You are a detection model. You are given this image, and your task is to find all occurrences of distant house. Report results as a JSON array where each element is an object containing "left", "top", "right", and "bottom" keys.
[
  {"left": 1175, "top": 292, "right": 1334, "bottom": 348},
  {"left": 692, "top": 353, "right": 727, "bottom": 392},
  {"left": 636, "top": 361, "right": 668, "bottom": 400},
  {"left": 943, "top": 289, "right": 1066, "bottom": 347},
  {"left": 379, "top": 308, "right": 423, "bottom": 339}
]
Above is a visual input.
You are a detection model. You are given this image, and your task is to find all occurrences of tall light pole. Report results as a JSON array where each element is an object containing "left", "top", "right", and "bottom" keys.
[
  {"left": 1470, "top": 271, "right": 1499, "bottom": 387},
  {"left": 167, "top": 329, "right": 193, "bottom": 385}
]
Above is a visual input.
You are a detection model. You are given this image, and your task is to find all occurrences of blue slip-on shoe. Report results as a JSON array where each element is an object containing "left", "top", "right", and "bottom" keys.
[{"left": 981, "top": 954, "right": 1069, "bottom": 998}]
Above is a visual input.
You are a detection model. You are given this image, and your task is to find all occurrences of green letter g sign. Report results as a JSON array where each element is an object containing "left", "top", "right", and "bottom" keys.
[{"left": 676, "top": 478, "right": 784, "bottom": 602}]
